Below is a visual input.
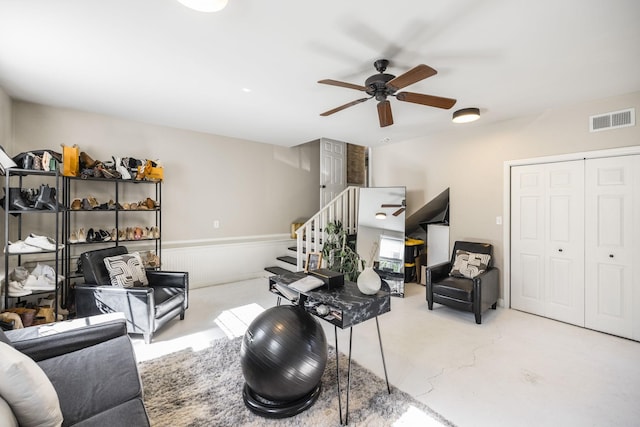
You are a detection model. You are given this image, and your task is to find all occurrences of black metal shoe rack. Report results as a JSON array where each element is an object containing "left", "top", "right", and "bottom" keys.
[
  {"left": 2, "top": 168, "right": 62, "bottom": 318},
  {"left": 62, "top": 177, "right": 162, "bottom": 309}
]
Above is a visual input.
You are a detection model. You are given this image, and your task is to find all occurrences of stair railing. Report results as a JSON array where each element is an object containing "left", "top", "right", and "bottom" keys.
[{"left": 296, "top": 186, "right": 360, "bottom": 271}]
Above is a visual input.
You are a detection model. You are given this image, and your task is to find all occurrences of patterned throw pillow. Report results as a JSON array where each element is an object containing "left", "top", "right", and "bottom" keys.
[
  {"left": 103, "top": 252, "right": 149, "bottom": 287},
  {"left": 449, "top": 250, "right": 491, "bottom": 279}
]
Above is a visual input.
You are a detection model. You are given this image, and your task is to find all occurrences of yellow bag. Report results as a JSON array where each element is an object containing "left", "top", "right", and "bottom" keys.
[{"left": 61, "top": 144, "right": 79, "bottom": 177}]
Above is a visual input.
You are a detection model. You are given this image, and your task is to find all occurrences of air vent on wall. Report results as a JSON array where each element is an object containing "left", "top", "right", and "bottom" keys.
[{"left": 589, "top": 108, "right": 635, "bottom": 132}]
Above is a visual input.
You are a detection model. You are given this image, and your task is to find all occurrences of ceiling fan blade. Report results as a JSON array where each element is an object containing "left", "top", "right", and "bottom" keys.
[
  {"left": 386, "top": 64, "right": 437, "bottom": 91},
  {"left": 381, "top": 203, "right": 403, "bottom": 208},
  {"left": 392, "top": 207, "right": 405, "bottom": 217},
  {"left": 396, "top": 91, "right": 457, "bottom": 109},
  {"left": 377, "top": 100, "right": 393, "bottom": 127},
  {"left": 318, "top": 79, "right": 368, "bottom": 92},
  {"left": 320, "top": 97, "right": 370, "bottom": 116}
]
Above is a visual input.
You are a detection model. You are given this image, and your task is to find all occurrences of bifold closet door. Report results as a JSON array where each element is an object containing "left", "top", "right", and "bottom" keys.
[
  {"left": 585, "top": 155, "right": 640, "bottom": 340},
  {"left": 511, "top": 161, "right": 585, "bottom": 326}
]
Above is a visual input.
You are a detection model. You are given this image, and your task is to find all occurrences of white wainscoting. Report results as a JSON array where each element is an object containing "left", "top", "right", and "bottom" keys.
[{"left": 161, "top": 234, "right": 294, "bottom": 289}]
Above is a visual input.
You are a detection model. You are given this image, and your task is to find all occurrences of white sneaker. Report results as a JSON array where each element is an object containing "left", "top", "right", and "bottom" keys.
[
  {"left": 24, "top": 274, "right": 55, "bottom": 290},
  {"left": 24, "top": 234, "right": 63, "bottom": 251},
  {"left": 6, "top": 240, "right": 43, "bottom": 254},
  {"left": 8, "top": 280, "right": 32, "bottom": 296},
  {"left": 26, "top": 263, "right": 62, "bottom": 289}
]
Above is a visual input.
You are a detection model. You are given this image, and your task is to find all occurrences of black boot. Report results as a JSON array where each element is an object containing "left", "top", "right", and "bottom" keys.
[
  {"left": 7, "top": 187, "right": 36, "bottom": 211},
  {"left": 33, "top": 184, "right": 52, "bottom": 210},
  {"left": 42, "top": 187, "right": 64, "bottom": 211}
]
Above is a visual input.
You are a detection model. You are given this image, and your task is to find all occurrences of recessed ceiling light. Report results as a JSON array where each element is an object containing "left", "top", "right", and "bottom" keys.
[
  {"left": 452, "top": 108, "right": 480, "bottom": 123},
  {"left": 176, "top": 0, "right": 228, "bottom": 13},
  {"left": 242, "top": 88, "right": 251, "bottom": 93}
]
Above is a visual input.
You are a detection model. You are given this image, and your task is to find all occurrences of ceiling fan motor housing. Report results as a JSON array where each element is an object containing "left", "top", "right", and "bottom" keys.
[{"left": 365, "top": 73, "right": 396, "bottom": 101}]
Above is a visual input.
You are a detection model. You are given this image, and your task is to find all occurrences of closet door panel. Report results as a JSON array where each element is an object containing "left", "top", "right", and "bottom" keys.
[
  {"left": 545, "top": 162, "right": 584, "bottom": 326},
  {"left": 511, "top": 166, "right": 546, "bottom": 315},
  {"left": 585, "top": 155, "right": 639, "bottom": 339}
]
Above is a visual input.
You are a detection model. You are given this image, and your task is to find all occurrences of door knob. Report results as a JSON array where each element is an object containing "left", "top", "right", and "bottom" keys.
[
  {"left": 558, "top": 248, "right": 563, "bottom": 252},
  {"left": 320, "top": 185, "right": 326, "bottom": 189},
  {"left": 609, "top": 254, "right": 614, "bottom": 258}
]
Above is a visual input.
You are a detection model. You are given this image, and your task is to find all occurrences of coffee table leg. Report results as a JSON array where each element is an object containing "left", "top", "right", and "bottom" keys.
[
  {"left": 346, "top": 327, "right": 353, "bottom": 425},
  {"left": 334, "top": 325, "right": 343, "bottom": 425},
  {"left": 375, "top": 316, "right": 391, "bottom": 394}
]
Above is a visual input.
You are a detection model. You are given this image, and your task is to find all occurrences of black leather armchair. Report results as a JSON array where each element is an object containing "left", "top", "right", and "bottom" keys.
[
  {"left": 426, "top": 241, "right": 499, "bottom": 324},
  {"left": 75, "top": 246, "right": 189, "bottom": 343}
]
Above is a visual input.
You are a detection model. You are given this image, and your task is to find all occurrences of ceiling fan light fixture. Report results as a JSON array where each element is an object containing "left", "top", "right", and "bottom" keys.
[
  {"left": 452, "top": 107, "right": 480, "bottom": 123},
  {"left": 375, "top": 212, "right": 387, "bottom": 220},
  {"left": 177, "top": 0, "right": 228, "bottom": 12}
]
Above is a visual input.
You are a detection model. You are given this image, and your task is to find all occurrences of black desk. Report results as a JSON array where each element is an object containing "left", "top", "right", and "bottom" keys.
[{"left": 269, "top": 272, "right": 391, "bottom": 425}]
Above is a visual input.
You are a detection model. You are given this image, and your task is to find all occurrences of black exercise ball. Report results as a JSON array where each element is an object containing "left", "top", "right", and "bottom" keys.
[{"left": 240, "top": 305, "right": 328, "bottom": 403}]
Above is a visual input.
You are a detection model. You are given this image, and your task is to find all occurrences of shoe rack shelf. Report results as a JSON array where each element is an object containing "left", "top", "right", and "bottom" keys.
[
  {"left": 62, "top": 177, "right": 162, "bottom": 285},
  {"left": 2, "top": 168, "right": 63, "bottom": 318}
]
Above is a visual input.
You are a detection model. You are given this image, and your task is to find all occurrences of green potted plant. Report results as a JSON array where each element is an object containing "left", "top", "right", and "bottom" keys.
[{"left": 321, "top": 220, "right": 362, "bottom": 282}]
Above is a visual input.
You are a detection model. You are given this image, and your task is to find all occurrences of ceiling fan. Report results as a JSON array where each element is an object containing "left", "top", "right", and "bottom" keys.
[
  {"left": 381, "top": 199, "right": 406, "bottom": 217},
  {"left": 318, "top": 59, "right": 457, "bottom": 127}
]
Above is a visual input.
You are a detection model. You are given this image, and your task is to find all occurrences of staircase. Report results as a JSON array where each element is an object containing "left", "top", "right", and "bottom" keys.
[{"left": 265, "top": 186, "right": 360, "bottom": 275}]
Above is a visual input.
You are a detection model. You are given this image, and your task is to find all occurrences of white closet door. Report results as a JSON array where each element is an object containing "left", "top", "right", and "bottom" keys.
[
  {"left": 585, "top": 155, "right": 640, "bottom": 340},
  {"left": 511, "top": 161, "right": 585, "bottom": 325},
  {"left": 511, "top": 164, "right": 547, "bottom": 316},
  {"left": 545, "top": 162, "right": 585, "bottom": 325}
]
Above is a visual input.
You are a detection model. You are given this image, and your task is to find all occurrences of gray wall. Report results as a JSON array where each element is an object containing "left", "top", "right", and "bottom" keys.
[
  {"left": 370, "top": 91, "right": 640, "bottom": 301},
  {"left": 8, "top": 101, "right": 320, "bottom": 243}
]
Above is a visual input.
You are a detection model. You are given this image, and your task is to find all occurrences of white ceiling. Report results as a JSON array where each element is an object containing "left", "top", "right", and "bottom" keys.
[{"left": 1, "top": 0, "right": 639, "bottom": 147}]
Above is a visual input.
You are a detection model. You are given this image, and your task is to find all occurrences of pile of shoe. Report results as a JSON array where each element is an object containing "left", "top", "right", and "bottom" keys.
[
  {"left": 1, "top": 184, "right": 64, "bottom": 213},
  {"left": 69, "top": 196, "right": 158, "bottom": 211},
  {"left": 1, "top": 263, "right": 64, "bottom": 296},
  {"left": 68, "top": 226, "right": 159, "bottom": 243},
  {"left": 125, "top": 226, "right": 160, "bottom": 241},
  {"left": 12, "top": 150, "right": 61, "bottom": 172},
  {"left": 3, "top": 307, "right": 37, "bottom": 327},
  {"left": 142, "top": 251, "right": 161, "bottom": 268},
  {"left": 6, "top": 233, "right": 64, "bottom": 253}
]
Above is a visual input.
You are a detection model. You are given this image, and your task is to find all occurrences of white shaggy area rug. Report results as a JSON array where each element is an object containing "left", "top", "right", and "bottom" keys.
[{"left": 138, "top": 337, "right": 455, "bottom": 427}]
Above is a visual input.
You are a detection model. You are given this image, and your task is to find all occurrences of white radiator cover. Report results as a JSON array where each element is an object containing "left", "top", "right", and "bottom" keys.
[{"left": 161, "top": 234, "right": 293, "bottom": 289}]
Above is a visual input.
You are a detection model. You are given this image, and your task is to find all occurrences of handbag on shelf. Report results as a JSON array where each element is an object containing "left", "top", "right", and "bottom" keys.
[{"left": 61, "top": 144, "right": 80, "bottom": 176}]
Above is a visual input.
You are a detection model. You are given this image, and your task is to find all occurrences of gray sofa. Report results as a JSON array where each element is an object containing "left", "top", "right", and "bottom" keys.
[{"left": 0, "top": 313, "right": 150, "bottom": 426}]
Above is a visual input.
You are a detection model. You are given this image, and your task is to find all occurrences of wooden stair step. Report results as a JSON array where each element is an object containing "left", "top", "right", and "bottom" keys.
[{"left": 276, "top": 255, "right": 297, "bottom": 266}]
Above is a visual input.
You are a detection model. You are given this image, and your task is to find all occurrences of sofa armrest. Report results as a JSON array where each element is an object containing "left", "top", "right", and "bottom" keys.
[
  {"left": 426, "top": 261, "right": 452, "bottom": 285},
  {"left": 6, "top": 314, "right": 127, "bottom": 362},
  {"left": 147, "top": 270, "right": 189, "bottom": 289},
  {"left": 473, "top": 267, "right": 500, "bottom": 306}
]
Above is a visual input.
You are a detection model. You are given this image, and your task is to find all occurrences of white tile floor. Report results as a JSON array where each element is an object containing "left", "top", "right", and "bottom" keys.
[{"left": 133, "top": 277, "right": 640, "bottom": 427}]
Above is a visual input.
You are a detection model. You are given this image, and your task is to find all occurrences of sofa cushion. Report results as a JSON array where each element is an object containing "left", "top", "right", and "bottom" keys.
[
  {"left": 432, "top": 276, "right": 474, "bottom": 302},
  {"left": 38, "top": 335, "right": 143, "bottom": 426},
  {"left": 72, "top": 398, "right": 149, "bottom": 427},
  {"left": 103, "top": 252, "right": 149, "bottom": 287},
  {"left": 0, "top": 396, "right": 18, "bottom": 427},
  {"left": 0, "top": 341, "right": 63, "bottom": 427},
  {"left": 450, "top": 250, "right": 491, "bottom": 279}
]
